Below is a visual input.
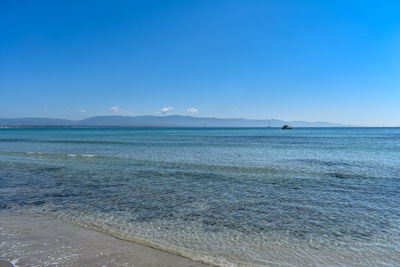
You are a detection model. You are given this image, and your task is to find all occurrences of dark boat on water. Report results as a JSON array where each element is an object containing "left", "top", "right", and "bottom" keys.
[{"left": 282, "top": 125, "right": 293, "bottom": 129}]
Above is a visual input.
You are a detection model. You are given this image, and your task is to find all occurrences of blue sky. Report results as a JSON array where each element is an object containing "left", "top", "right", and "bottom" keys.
[{"left": 1, "top": 0, "right": 399, "bottom": 126}]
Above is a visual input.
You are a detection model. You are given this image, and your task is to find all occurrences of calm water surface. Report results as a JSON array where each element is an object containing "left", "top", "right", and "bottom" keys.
[{"left": 0, "top": 128, "right": 399, "bottom": 266}]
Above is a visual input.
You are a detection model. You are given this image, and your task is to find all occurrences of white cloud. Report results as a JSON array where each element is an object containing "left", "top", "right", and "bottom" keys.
[
  {"left": 187, "top": 107, "right": 199, "bottom": 115},
  {"left": 155, "top": 106, "right": 173, "bottom": 115},
  {"left": 80, "top": 109, "right": 86, "bottom": 113},
  {"left": 109, "top": 105, "right": 120, "bottom": 113},
  {"left": 108, "top": 105, "right": 133, "bottom": 115}
]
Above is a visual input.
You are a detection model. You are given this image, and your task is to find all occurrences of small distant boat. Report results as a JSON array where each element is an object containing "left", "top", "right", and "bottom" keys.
[{"left": 282, "top": 125, "right": 293, "bottom": 129}]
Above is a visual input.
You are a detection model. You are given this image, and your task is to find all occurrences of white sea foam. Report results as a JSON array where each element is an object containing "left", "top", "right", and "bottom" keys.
[
  {"left": 25, "top": 152, "right": 97, "bottom": 158},
  {"left": 26, "top": 152, "right": 43, "bottom": 155},
  {"left": 82, "top": 154, "right": 95, "bottom": 157},
  {"left": 10, "top": 259, "right": 19, "bottom": 267}
]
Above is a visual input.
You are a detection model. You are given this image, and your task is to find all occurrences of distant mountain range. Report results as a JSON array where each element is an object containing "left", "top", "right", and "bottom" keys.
[{"left": 0, "top": 115, "right": 355, "bottom": 127}]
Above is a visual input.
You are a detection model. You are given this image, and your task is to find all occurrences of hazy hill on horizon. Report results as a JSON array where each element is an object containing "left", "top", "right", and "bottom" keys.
[{"left": 0, "top": 115, "right": 354, "bottom": 127}]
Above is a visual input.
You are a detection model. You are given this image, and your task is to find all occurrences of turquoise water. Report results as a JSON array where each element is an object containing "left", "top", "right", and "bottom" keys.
[{"left": 1, "top": 128, "right": 399, "bottom": 266}]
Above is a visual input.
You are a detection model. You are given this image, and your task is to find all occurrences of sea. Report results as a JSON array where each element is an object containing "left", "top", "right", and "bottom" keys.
[{"left": 0, "top": 127, "right": 399, "bottom": 266}]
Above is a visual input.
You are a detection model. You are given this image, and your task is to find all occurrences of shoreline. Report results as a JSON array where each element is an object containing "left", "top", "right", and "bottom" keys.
[{"left": 0, "top": 211, "right": 210, "bottom": 267}]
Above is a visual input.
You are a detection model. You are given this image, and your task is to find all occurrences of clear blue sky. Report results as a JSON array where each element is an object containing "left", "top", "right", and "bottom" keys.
[{"left": 1, "top": 0, "right": 399, "bottom": 126}]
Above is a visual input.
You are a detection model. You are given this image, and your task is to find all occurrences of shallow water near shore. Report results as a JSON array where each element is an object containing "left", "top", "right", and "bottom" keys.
[{"left": 1, "top": 128, "right": 400, "bottom": 266}]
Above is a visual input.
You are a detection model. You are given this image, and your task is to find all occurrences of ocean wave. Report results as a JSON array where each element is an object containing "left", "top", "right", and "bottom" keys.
[
  {"left": 2, "top": 150, "right": 396, "bottom": 181},
  {"left": 0, "top": 138, "right": 128, "bottom": 145},
  {"left": 1, "top": 151, "right": 101, "bottom": 159},
  {"left": 67, "top": 154, "right": 94, "bottom": 157}
]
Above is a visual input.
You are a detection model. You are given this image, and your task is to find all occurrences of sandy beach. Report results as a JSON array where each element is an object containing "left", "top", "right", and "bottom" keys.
[{"left": 0, "top": 212, "right": 209, "bottom": 267}]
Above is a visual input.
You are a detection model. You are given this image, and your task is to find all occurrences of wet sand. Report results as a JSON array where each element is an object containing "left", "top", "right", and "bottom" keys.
[{"left": 0, "top": 212, "right": 209, "bottom": 267}]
